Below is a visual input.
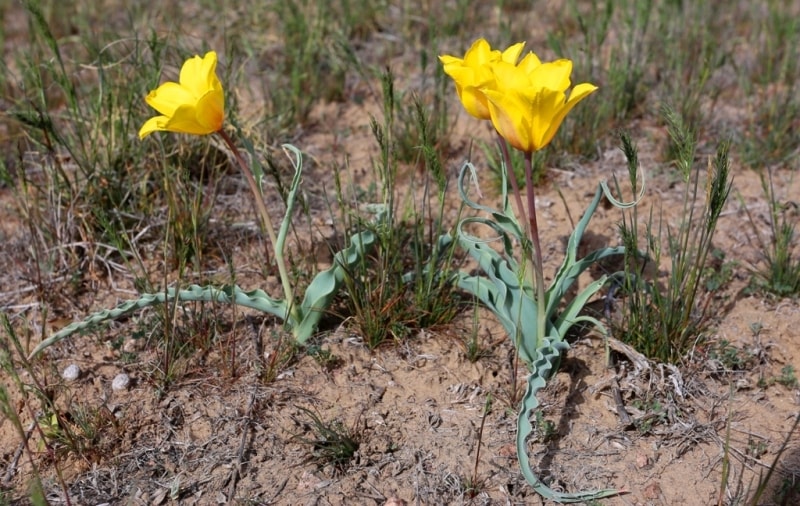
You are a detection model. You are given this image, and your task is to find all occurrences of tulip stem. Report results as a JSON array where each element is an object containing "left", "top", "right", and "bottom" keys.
[
  {"left": 499, "top": 136, "right": 539, "bottom": 340},
  {"left": 524, "top": 152, "right": 547, "bottom": 343},
  {"left": 217, "top": 129, "right": 298, "bottom": 324},
  {"left": 498, "top": 136, "right": 529, "bottom": 230}
]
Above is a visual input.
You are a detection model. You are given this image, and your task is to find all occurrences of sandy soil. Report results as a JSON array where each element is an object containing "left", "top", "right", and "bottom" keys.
[
  {"left": 2, "top": 95, "right": 799, "bottom": 505},
  {"left": 2, "top": 3, "right": 800, "bottom": 505}
]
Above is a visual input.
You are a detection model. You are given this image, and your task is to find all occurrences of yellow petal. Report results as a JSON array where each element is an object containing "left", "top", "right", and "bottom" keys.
[
  {"left": 145, "top": 82, "right": 194, "bottom": 117},
  {"left": 442, "top": 61, "right": 495, "bottom": 119},
  {"left": 463, "top": 38, "right": 494, "bottom": 66},
  {"left": 484, "top": 88, "right": 533, "bottom": 152},
  {"left": 517, "top": 51, "right": 542, "bottom": 74},
  {"left": 529, "top": 59, "right": 573, "bottom": 92},
  {"left": 538, "top": 82, "right": 598, "bottom": 149},
  {"left": 447, "top": 63, "right": 495, "bottom": 90},
  {"left": 163, "top": 104, "right": 216, "bottom": 135},
  {"left": 459, "top": 86, "right": 491, "bottom": 120},
  {"left": 490, "top": 61, "right": 531, "bottom": 93},
  {"left": 138, "top": 115, "right": 169, "bottom": 139},
  {"left": 179, "top": 51, "right": 218, "bottom": 98},
  {"left": 195, "top": 89, "right": 224, "bottom": 131},
  {"left": 530, "top": 87, "right": 567, "bottom": 149},
  {"left": 501, "top": 42, "right": 526, "bottom": 64},
  {"left": 438, "top": 54, "right": 461, "bottom": 66},
  {"left": 569, "top": 82, "right": 600, "bottom": 101}
]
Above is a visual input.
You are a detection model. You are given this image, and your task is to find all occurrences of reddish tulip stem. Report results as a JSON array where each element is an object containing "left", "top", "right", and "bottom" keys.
[
  {"left": 524, "top": 152, "right": 547, "bottom": 342},
  {"left": 216, "top": 129, "right": 297, "bottom": 321},
  {"left": 498, "top": 135, "right": 529, "bottom": 230}
]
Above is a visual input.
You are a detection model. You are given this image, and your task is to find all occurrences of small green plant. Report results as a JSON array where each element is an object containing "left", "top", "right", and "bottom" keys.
[
  {"left": 533, "top": 410, "right": 557, "bottom": 442},
  {"left": 463, "top": 394, "right": 492, "bottom": 499},
  {"left": 741, "top": 168, "right": 800, "bottom": 297},
  {"left": 717, "top": 386, "right": 737, "bottom": 506},
  {"left": 704, "top": 248, "right": 736, "bottom": 292},
  {"left": 653, "top": 1, "right": 726, "bottom": 158},
  {"left": 615, "top": 109, "right": 733, "bottom": 364},
  {"left": 268, "top": 0, "right": 350, "bottom": 127},
  {"left": 547, "top": 0, "right": 617, "bottom": 158},
  {"left": 256, "top": 330, "right": 299, "bottom": 384},
  {"left": 751, "top": 0, "right": 800, "bottom": 87},
  {"left": 743, "top": 88, "right": 800, "bottom": 170},
  {"left": 462, "top": 301, "right": 493, "bottom": 363},
  {"left": 777, "top": 365, "right": 799, "bottom": 388},
  {"left": 757, "top": 365, "right": 799, "bottom": 390},
  {"left": 293, "top": 406, "right": 361, "bottom": 472},
  {"left": 630, "top": 396, "right": 667, "bottom": 435},
  {"left": 746, "top": 436, "right": 769, "bottom": 461},
  {"left": 36, "top": 402, "right": 116, "bottom": 462},
  {"left": 714, "top": 386, "right": 799, "bottom": 506},
  {"left": 773, "top": 476, "right": 800, "bottom": 506},
  {"left": 707, "top": 339, "right": 757, "bottom": 372},
  {"left": 306, "top": 345, "right": 342, "bottom": 372},
  {"left": 336, "top": 69, "right": 461, "bottom": 349},
  {"left": 741, "top": 1, "right": 800, "bottom": 169}
]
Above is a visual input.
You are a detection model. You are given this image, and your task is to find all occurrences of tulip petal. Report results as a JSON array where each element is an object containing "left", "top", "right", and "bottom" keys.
[
  {"left": 530, "top": 60, "right": 573, "bottom": 93},
  {"left": 459, "top": 86, "right": 491, "bottom": 119},
  {"left": 539, "top": 83, "right": 598, "bottom": 149},
  {"left": 195, "top": 89, "right": 224, "bottom": 131},
  {"left": 138, "top": 115, "right": 169, "bottom": 139},
  {"left": 463, "top": 38, "right": 493, "bottom": 66},
  {"left": 485, "top": 88, "right": 533, "bottom": 152},
  {"left": 145, "top": 82, "right": 194, "bottom": 117},
  {"left": 162, "top": 104, "right": 217, "bottom": 135},
  {"left": 490, "top": 61, "right": 531, "bottom": 93},
  {"left": 531, "top": 87, "right": 568, "bottom": 149},
  {"left": 179, "top": 51, "right": 218, "bottom": 98},
  {"left": 438, "top": 54, "right": 461, "bottom": 66},
  {"left": 501, "top": 42, "right": 526, "bottom": 64},
  {"left": 442, "top": 61, "right": 496, "bottom": 120},
  {"left": 517, "top": 51, "right": 542, "bottom": 73}
]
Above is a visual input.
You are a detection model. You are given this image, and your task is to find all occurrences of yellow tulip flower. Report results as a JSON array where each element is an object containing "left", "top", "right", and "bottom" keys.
[
  {"left": 483, "top": 56, "right": 597, "bottom": 153},
  {"left": 139, "top": 51, "right": 224, "bottom": 139},
  {"left": 439, "top": 38, "right": 525, "bottom": 120}
]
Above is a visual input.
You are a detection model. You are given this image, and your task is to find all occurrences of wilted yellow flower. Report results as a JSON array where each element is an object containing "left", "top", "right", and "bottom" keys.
[
  {"left": 483, "top": 56, "right": 597, "bottom": 152},
  {"left": 439, "top": 38, "right": 524, "bottom": 120},
  {"left": 139, "top": 51, "right": 224, "bottom": 139}
]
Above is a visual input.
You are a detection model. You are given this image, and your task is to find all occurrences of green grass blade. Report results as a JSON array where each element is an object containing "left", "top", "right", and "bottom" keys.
[{"left": 295, "top": 228, "right": 378, "bottom": 344}]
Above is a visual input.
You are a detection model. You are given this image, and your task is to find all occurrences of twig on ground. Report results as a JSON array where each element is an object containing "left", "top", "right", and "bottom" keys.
[
  {"left": 226, "top": 389, "right": 258, "bottom": 505},
  {"left": 2, "top": 422, "right": 35, "bottom": 487},
  {"left": 611, "top": 378, "right": 634, "bottom": 427}
]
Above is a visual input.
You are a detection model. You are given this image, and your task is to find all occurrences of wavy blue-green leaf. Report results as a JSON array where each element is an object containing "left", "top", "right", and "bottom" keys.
[
  {"left": 28, "top": 284, "right": 288, "bottom": 358},
  {"left": 457, "top": 162, "right": 526, "bottom": 244},
  {"left": 294, "top": 229, "right": 377, "bottom": 343},
  {"left": 516, "top": 338, "right": 621, "bottom": 503}
]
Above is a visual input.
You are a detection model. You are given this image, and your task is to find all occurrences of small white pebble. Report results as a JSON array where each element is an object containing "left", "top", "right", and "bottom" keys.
[
  {"left": 111, "top": 373, "right": 131, "bottom": 391},
  {"left": 122, "top": 338, "right": 145, "bottom": 353},
  {"left": 62, "top": 364, "right": 81, "bottom": 381}
]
